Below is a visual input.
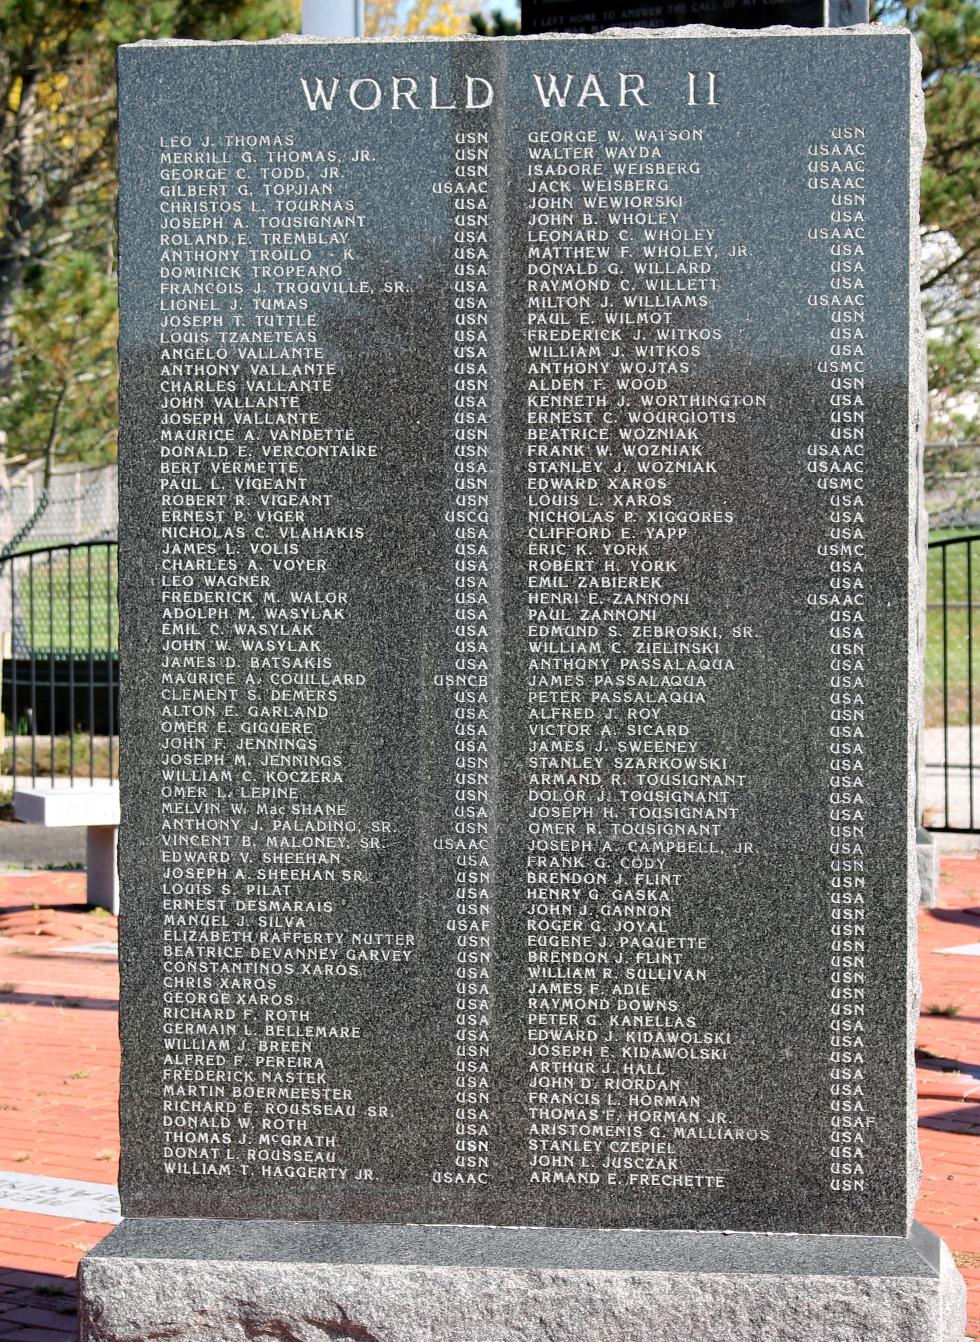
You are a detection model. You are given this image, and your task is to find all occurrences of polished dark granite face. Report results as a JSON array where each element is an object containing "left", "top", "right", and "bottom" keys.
[
  {"left": 117, "top": 30, "right": 915, "bottom": 1236},
  {"left": 90, "top": 1218, "right": 943, "bottom": 1278}
]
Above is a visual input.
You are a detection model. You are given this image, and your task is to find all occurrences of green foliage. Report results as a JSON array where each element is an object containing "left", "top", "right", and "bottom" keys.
[
  {"left": 0, "top": 248, "right": 116, "bottom": 465},
  {"left": 915, "top": 0, "right": 980, "bottom": 444},
  {"left": 924, "top": 435, "right": 980, "bottom": 516}
]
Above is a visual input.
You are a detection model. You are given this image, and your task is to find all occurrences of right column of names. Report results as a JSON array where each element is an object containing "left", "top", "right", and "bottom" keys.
[
  {"left": 802, "top": 122, "right": 874, "bottom": 1199},
  {"left": 520, "top": 116, "right": 771, "bottom": 1204}
]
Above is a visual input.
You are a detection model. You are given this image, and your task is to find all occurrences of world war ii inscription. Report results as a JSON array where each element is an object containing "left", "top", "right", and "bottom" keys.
[{"left": 117, "top": 34, "right": 913, "bottom": 1234}]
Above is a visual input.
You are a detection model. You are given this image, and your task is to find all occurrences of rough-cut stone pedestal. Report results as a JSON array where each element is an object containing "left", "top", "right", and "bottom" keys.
[{"left": 80, "top": 1220, "right": 966, "bottom": 1342}]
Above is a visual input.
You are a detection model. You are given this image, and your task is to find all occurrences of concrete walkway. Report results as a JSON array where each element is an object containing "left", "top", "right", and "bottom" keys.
[{"left": 0, "top": 867, "right": 976, "bottom": 1340}]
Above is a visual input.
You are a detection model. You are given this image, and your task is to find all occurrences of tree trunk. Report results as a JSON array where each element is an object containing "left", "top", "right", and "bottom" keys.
[
  {"left": 0, "top": 66, "right": 38, "bottom": 392},
  {"left": 0, "top": 255, "right": 27, "bottom": 389}
]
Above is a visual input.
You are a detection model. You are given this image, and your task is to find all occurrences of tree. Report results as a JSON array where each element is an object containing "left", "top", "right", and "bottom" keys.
[
  {"left": 365, "top": 0, "right": 472, "bottom": 36},
  {"left": 0, "top": 0, "right": 297, "bottom": 495},
  {"left": 877, "top": 0, "right": 979, "bottom": 457}
]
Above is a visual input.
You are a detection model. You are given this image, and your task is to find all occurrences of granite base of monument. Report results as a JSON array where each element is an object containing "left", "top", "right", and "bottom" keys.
[
  {"left": 79, "top": 1221, "right": 966, "bottom": 1342},
  {"left": 917, "top": 829, "right": 940, "bottom": 906}
]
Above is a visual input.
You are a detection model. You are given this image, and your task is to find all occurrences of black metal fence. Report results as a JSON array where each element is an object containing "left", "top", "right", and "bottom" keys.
[
  {"left": 924, "top": 533, "right": 980, "bottom": 832},
  {"left": 0, "top": 540, "right": 118, "bottom": 788}
]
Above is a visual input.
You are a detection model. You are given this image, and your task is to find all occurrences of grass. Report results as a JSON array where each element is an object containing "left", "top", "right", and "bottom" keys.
[
  {"left": 926, "top": 527, "right": 980, "bottom": 728},
  {"left": 923, "top": 1002, "right": 963, "bottom": 1018},
  {"left": 8, "top": 547, "right": 117, "bottom": 658},
  {"left": 1, "top": 732, "right": 116, "bottom": 778}
]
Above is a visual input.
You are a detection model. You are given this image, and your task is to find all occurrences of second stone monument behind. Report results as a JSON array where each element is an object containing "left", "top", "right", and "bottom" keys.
[{"left": 81, "top": 27, "right": 965, "bottom": 1342}]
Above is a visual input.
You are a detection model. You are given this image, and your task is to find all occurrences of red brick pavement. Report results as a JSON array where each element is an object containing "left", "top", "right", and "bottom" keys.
[
  {"left": 0, "top": 864, "right": 976, "bottom": 1340},
  {"left": 0, "top": 874, "right": 116, "bottom": 1341},
  {"left": 916, "top": 855, "right": 980, "bottom": 1339}
]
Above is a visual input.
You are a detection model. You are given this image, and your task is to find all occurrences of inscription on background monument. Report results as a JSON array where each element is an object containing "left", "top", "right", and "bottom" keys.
[
  {"left": 521, "top": 0, "right": 822, "bottom": 34},
  {"left": 118, "top": 32, "right": 912, "bottom": 1235}
]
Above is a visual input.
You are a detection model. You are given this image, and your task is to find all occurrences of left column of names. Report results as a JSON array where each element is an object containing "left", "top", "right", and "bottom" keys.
[{"left": 156, "top": 125, "right": 405, "bottom": 1195}]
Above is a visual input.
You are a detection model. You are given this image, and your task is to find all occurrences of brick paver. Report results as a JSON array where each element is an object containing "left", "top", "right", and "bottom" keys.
[
  {"left": 0, "top": 874, "right": 116, "bottom": 1340},
  {"left": 0, "top": 863, "right": 976, "bottom": 1339}
]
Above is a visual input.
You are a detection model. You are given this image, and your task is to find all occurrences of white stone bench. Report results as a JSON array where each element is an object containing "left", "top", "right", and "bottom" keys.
[{"left": 13, "top": 783, "right": 119, "bottom": 914}]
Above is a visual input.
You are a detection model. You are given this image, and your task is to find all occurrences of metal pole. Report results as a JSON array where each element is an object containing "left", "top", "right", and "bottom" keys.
[
  {"left": 48, "top": 550, "right": 54, "bottom": 786},
  {"left": 10, "top": 560, "right": 16, "bottom": 793},
  {"left": 88, "top": 546, "right": 94, "bottom": 787},
  {"left": 106, "top": 544, "right": 114, "bottom": 785},
  {"left": 28, "top": 554, "right": 36, "bottom": 785},
  {"left": 969, "top": 540, "right": 975, "bottom": 830},
  {"left": 942, "top": 546, "right": 949, "bottom": 827},
  {"left": 68, "top": 549, "right": 75, "bottom": 785}
]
